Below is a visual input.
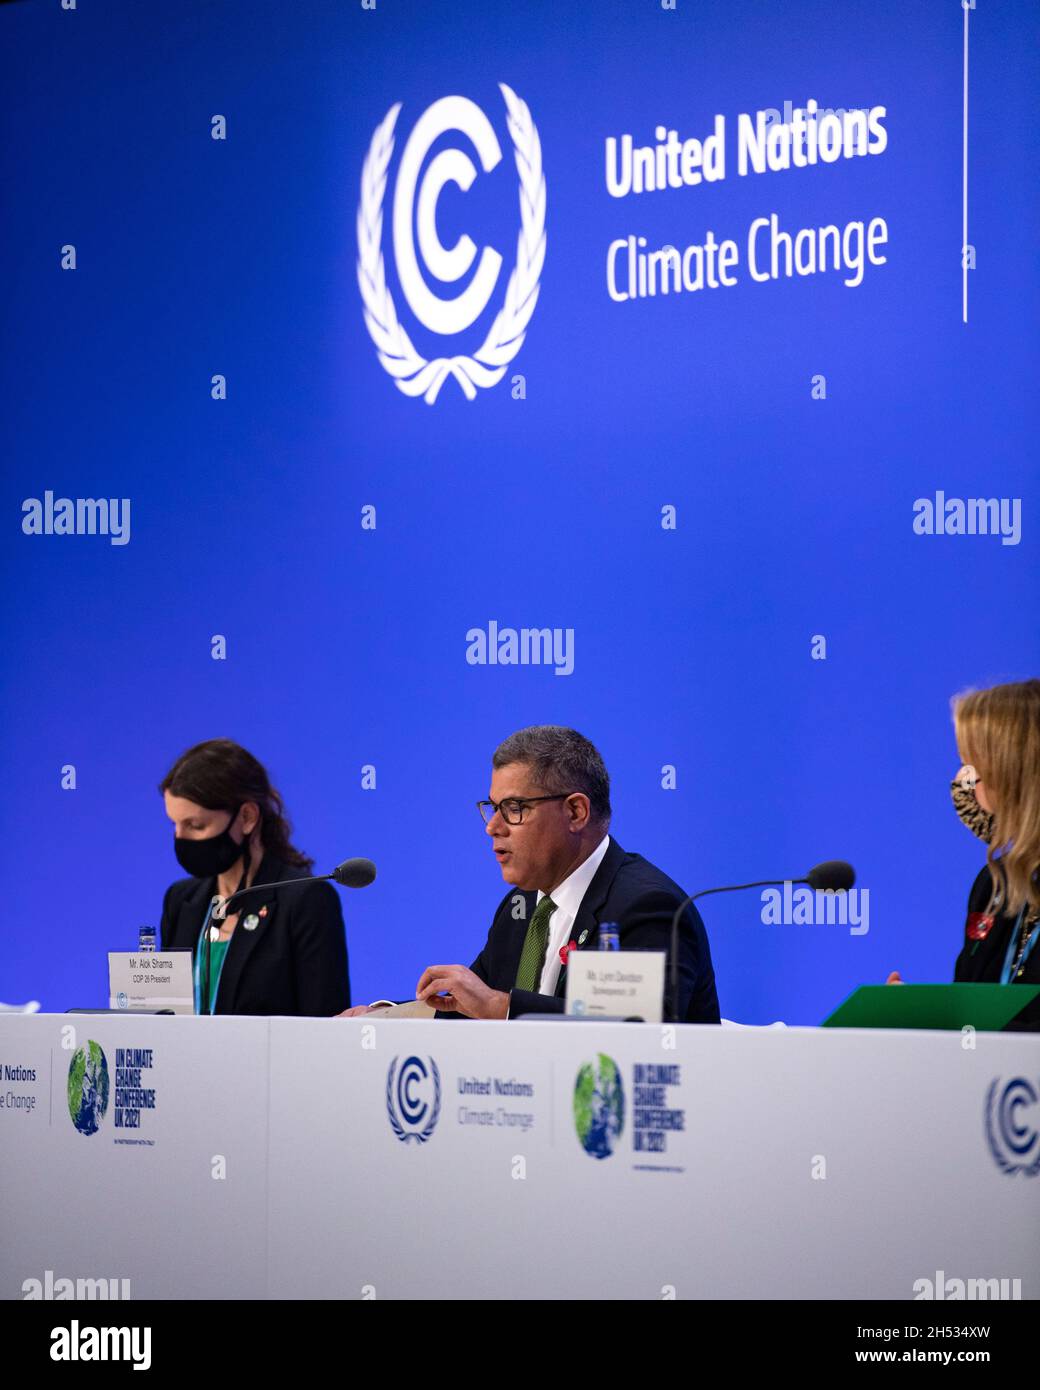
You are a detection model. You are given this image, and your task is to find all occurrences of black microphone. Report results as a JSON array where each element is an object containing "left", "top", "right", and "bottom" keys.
[
  {"left": 215, "top": 857, "right": 377, "bottom": 916},
  {"left": 667, "top": 861, "right": 855, "bottom": 1023},
  {"left": 328, "top": 857, "right": 378, "bottom": 888},
  {"left": 803, "top": 860, "right": 856, "bottom": 893}
]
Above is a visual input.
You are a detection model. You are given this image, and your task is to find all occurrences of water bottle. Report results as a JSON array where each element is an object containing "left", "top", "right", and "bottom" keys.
[
  {"left": 138, "top": 925, "right": 157, "bottom": 955},
  {"left": 598, "top": 921, "right": 620, "bottom": 951}
]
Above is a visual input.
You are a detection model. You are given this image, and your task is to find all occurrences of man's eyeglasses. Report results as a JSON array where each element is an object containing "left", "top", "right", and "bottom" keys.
[{"left": 477, "top": 794, "right": 571, "bottom": 826}]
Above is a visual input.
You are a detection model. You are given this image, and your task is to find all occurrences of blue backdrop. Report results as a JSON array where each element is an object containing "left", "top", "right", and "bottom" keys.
[{"left": 2, "top": 0, "right": 1037, "bottom": 1022}]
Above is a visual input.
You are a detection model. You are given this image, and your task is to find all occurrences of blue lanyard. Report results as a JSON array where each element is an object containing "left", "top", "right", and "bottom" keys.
[{"left": 1000, "top": 907, "right": 1040, "bottom": 984}]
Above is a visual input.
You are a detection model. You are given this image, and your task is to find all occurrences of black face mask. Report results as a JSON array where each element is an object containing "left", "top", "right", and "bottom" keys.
[{"left": 174, "top": 808, "right": 246, "bottom": 879}]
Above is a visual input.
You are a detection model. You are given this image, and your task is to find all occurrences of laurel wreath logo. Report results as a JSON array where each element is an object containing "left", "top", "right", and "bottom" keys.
[
  {"left": 983, "top": 1077, "right": 1040, "bottom": 1177},
  {"left": 357, "top": 83, "right": 546, "bottom": 404},
  {"left": 386, "top": 1055, "right": 442, "bottom": 1145}
]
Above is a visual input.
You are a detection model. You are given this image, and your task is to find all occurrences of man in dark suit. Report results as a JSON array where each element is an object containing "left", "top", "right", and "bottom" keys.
[{"left": 416, "top": 726, "right": 720, "bottom": 1022}]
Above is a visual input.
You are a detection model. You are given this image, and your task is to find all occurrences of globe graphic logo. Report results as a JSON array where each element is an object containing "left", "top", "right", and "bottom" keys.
[
  {"left": 573, "top": 1053, "right": 624, "bottom": 1159},
  {"left": 67, "top": 1041, "right": 110, "bottom": 1136}
]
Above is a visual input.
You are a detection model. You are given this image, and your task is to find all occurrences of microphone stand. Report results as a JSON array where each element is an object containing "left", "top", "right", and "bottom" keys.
[
  {"left": 219, "top": 861, "right": 376, "bottom": 914},
  {"left": 219, "top": 872, "right": 334, "bottom": 913},
  {"left": 668, "top": 877, "right": 812, "bottom": 1025}
]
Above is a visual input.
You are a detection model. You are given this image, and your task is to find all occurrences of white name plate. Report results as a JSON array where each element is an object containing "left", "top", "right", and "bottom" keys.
[
  {"left": 565, "top": 950, "right": 666, "bottom": 1023},
  {"left": 108, "top": 951, "right": 194, "bottom": 1014}
]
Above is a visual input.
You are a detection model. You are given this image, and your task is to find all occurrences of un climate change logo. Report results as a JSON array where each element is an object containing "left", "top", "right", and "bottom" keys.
[
  {"left": 358, "top": 84, "right": 546, "bottom": 403},
  {"left": 985, "top": 1077, "right": 1040, "bottom": 1176},
  {"left": 67, "top": 1041, "right": 109, "bottom": 1137},
  {"left": 574, "top": 1054, "right": 624, "bottom": 1160},
  {"left": 386, "top": 1055, "right": 441, "bottom": 1144}
]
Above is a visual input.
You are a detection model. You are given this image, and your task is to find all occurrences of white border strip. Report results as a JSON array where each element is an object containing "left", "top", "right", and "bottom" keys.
[{"left": 963, "top": 2, "right": 970, "bottom": 324}]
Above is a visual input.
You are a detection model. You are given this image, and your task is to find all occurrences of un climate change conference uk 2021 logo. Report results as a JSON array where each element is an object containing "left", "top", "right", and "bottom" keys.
[
  {"left": 574, "top": 1054, "right": 625, "bottom": 1160},
  {"left": 358, "top": 84, "right": 546, "bottom": 404},
  {"left": 67, "top": 1041, "right": 109, "bottom": 1137},
  {"left": 985, "top": 1077, "right": 1040, "bottom": 1177},
  {"left": 386, "top": 1055, "right": 442, "bottom": 1144}
]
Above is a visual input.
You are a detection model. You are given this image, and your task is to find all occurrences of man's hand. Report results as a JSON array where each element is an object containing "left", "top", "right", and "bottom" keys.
[
  {"left": 415, "top": 964, "right": 509, "bottom": 1020},
  {"left": 335, "top": 1005, "right": 376, "bottom": 1017}
]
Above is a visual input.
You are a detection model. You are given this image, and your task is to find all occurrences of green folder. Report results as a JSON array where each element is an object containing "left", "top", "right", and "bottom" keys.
[{"left": 822, "top": 983, "right": 1040, "bottom": 1032}]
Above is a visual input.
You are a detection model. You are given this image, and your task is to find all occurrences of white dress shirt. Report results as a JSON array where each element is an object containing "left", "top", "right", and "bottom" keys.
[{"left": 534, "top": 834, "right": 612, "bottom": 996}]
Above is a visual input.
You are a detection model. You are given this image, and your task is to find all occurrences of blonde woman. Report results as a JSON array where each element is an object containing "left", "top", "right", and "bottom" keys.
[{"left": 890, "top": 682, "right": 1040, "bottom": 1016}]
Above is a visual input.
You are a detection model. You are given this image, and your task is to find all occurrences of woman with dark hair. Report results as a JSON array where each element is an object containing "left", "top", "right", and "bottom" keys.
[{"left": 159, "top": 738, "right": 350, "bottom": 1015}]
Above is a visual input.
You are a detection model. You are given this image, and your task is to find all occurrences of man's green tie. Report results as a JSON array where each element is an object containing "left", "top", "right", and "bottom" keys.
[{"left": 514, "top": 895, "right": 557, "bottom": 992}]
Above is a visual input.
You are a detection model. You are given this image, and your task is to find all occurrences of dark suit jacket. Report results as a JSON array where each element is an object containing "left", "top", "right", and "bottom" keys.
[
  {"left": 160, "top": 853, "right": 350, "bottom": 1016},
  {"left": 465, "top": 837, "right": 720, "bottom": 1023},
  {"left": 955, "top": 865, "right": 1040, "bottom": 1031}
]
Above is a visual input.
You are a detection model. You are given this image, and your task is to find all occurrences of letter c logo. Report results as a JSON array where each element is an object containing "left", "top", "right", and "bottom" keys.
[{"left": 392, "top": 96, "right": 503, "bottom": 335}]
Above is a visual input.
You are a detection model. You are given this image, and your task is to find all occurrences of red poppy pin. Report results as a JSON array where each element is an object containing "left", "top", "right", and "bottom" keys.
[
  {"left": 559, "top": 939, "right": 578, "bottom": 967},
  {"left": 966, "top": 911, "right": 994, "bottom": 941},
  {"left": 259, "top": 905, "right": 268, "bottom": 919}
]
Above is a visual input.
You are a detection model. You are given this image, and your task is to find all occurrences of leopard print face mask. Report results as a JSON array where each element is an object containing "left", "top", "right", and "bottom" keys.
[{"left": 951, "top": 765, "right": 995, "bottom": 844}]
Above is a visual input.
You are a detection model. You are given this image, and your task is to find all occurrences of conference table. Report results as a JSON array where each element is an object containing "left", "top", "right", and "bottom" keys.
[{"left": 2, "top": 1013, "right": 1038, "bottom": 1300}]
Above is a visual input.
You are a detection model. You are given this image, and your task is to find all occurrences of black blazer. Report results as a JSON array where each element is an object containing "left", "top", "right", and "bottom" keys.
[
  {"left": 955, "top": 865, "right": 1040, "bottom": 1031},
  {"left": 160, "top": 853, "right": 350, "bottom": 1016},
  {"left": 465, "top": 837, "right": 720, "bottom": 1023}
]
